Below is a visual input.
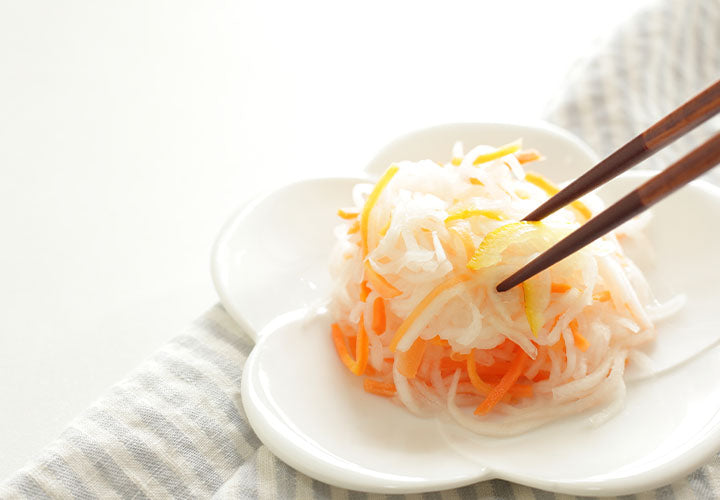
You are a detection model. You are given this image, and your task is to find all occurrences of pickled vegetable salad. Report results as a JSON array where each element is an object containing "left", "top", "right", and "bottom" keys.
[{"left": 328, "top": 141, "right": 662, "bottom": 436}]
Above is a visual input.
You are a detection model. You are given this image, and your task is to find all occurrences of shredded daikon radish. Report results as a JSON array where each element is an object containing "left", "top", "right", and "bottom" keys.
[{"left": 328, "top": 141, "right": 675, "bottom": 435}]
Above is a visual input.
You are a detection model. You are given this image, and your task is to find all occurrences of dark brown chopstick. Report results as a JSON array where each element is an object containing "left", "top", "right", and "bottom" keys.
[
  {"left": 496, "top": 131, "right": 720, "bottom": 292},
  {"left": 523, "top": 79, "right": 720, "bottom": 222}
]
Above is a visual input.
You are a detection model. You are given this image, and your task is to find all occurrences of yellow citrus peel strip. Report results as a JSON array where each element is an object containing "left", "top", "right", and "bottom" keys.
[
  {"left": 337, "top": 208, "right": 359, "bottom": 219},
  {"left": 445, "top": 208, "right": 506, "bottom": 223},
  {"left": 473, "top": 140, "right": 522, "bottom": 166},
  {"left": 525, "top": 171, "right": 593, "bottom": 221},
  {"left": 522, "top": 278, "right": 546, "bottom": 337},
  {"left": 467, "top": 222, "right": 540, "bottom": 270},
  {"left": 361, "top": 165, "right": 399, "bottom": 256}
]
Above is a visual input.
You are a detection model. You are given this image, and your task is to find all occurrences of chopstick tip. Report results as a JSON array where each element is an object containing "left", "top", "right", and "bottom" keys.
[{"left": 495, "top": 278, "right": 515, "bottom": 293}]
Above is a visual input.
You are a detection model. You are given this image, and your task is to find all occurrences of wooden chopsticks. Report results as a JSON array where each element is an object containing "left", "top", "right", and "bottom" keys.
[
  {"left": 496, "top": 79, "right": 720, "bottom": 293},
  {"left": 523, "top": 80, "right": 720, "bottom": 222}
]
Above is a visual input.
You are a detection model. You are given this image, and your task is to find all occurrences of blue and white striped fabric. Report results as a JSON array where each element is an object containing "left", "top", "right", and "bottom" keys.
[{"left": 2, "top": 0, "right": 719, "bottom": 498}]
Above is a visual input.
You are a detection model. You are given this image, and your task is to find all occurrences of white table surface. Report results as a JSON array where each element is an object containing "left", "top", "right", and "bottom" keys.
[{"left": 0, "top": 0, "right": 652, "bottom": 479}]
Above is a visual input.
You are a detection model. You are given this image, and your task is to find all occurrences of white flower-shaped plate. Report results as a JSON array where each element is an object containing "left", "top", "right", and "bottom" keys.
[{"left": 212, "top": 122, "right": 720, "bottom": 496}]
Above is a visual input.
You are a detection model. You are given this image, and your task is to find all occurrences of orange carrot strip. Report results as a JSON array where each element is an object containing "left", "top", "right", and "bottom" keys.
[
  {"left": 361, "top": 165, "right": 399, "bottom": 256},
  {"left": 474, "top": 349, "right": 529, "bottom": 415},
  {"left": 569, "top": 319, "right": 589, "bottom": 352},
  {"left": 363, "top": 364, "right": 379, "bottom": 377},
  {"left": 330, "top": 318, "right": 369, "bottom": 376},
  {"left": 372, "top": 296, "right": 386, "bottom": 334},
  {"left": 429, "top": 335, "right": 449, "bottom": 346},
  {"left": 360, "top": 280, "right": 371, "bottom": 302},
  {"left": 450, "top": 350, "right": 470, "bottom": 361},
  {"left": 551, "top": 336, "right": 565, "bottom": 353},
  {"left": 397, "top": 337, "right": 428, "bottom": 379},
  {"left": 468, "top": 352, "right": 532, "bottom": 399},
  {"left": 472, "top": 360, "right": 513, "bottom": 376},
  {"left": 593, "top": 290, "right": 611, "bottom": 302},
  {"left": 551, "top": 283, "right": 571, "bottom": 293},
  {"left": 508, "top": 384, "right": 533, "bottom": 398},
  {"left": 348, "top": 334, "right": 357, "bottom": 354},
  {"left": 389, "top": 274, "right": 472, "bottom": 351},
  {"left": 514, "top": 149, "right": 543, "bottom": 164},
  {"left": 364, "top": 261, "right": 402, "bottom": 299},
  {"left": 337, "top": 208, "right": 359, "bottom": 219},
  {"left": 466, "top": 351, "right": 493, "bottom": 394},
  {"left": 440, "top": 357, "right": 467, "bottom": 375},
  {"left": 363, "top": 379, "right": 396, "bottom": 397}
]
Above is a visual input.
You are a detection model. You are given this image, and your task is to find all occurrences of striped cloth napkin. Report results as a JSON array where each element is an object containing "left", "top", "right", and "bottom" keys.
[{"left": 3, "top": 0, "right": 719, "bottom": 498}]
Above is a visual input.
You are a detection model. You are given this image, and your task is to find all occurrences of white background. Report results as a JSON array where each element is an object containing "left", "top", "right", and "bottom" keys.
[{"left": 0, "top": 0, "right": 652, "bottom": 478}]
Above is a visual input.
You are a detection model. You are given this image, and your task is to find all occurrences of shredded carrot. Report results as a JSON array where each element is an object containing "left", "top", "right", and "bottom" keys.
[
  {"left": 514, "top": 149, "right": 543, "bottom": 164},
  {"left": 389, "top": 274, "right": 472, "bottom": 351},
  {"left": 450, "top": 350, "right": 470, "bottom": 361},
  {"left": 364, "top": 261, "right": 402, "bottom": 299},
  {"left": 593, "top": 290, "right": 611, "bottom": 302},
  {"left": 507, "top": 383, "right": 533, "bottom": 398},
  {"left": 467, "top": 351, "right": 533, "bottom": 399},
  {"left": 337, "top": 208, "right": 359, "bottom": 219},
  {"left": 551, "top": 336, "right": 565, "bottom": 353},
  {"left": 439, "top": 357, "right": 467, "bottom": 376},
  {"left": 445, "top": 208, "right": 505, "bottom": 223},
  {"left": 397, "top": 337, "right": 428, "bottom": 378},
  {"left": 569, "top": 319, "right": 590, "bottom": 352},
  {"left": 466, "top": 352, "right": 493, "bottom": 394},
  {"left": 331, "top": 319, "right": 369, "bottom": 376},
  {"left": 363, "top": 363, "right": 380, "bottom": 376},
  {"left": 361, "top": 165, "right": 399, "bottom": 256},
  {"left": 347, "top": 220, "right": 360, "bottom": 234},
  {"left": 371, "top": 296, "right": 386, "bottom": 334},
  {"left": 551, "top": 283, "right": 571, "bottom": 293},
  {"left": 472, "top": 359, "right": 513, "bottom": 376},
  {"left": 525, "top": 171, "right": 593, "bottom": 221},
  {"left": 429, "top": 335, "right": 449, "bottom": 347},
  {"left": 473, "top": 140, "right": 521, "bottom": 165},
  {"left": 359, "top": 280, "right": 371, "bottom": 302},
  {"left": 474, "top": 349, "right": 529, "bottom": 415},
  {"left": 363, "top": 379, "right": 396, "bottom": 397}
]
